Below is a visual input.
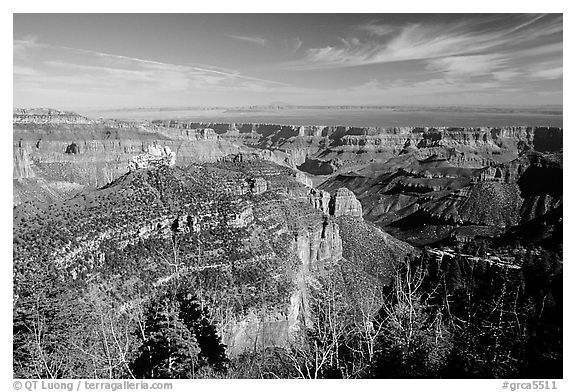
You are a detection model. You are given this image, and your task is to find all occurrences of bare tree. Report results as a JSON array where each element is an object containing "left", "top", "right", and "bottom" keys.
[
  {"left": 375, "top": 258, "right": 453, "bottom": 377},
  {"left": 285, "top": 267, "right": 349, "bottom": 378}
]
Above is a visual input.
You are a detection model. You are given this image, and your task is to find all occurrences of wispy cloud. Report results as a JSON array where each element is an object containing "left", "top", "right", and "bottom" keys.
[
  {"left": 15, "top": 40, "right": 287, "bottom": 85},
  {"left": 289, "top": 14, "right": 562, "bottom": 69},
  {"left": 13, "top": 36, "right": 39, "bottom": 57},
  {"left": 227, "top": 34, "right": 268, "bottom": 46},
  {"left": 285, "top": 37, "right": 303, "bottom": 52},
  {"left": 354, "top": 22, "right": 397, "bottom": 37},
  {"left": 13, "top": 38, "right": 294, "bottom": 107},
  {"left": 526, "top": 60, "right": 563, "bottom": 80},
  {"left": 531, "top": 67, "right": 563, "bottom": 80},
  {"left": 426, "top": 54, "right": 509, "bottom": 77},
  {"left": 277, "top": 14, "right": 562, "bottom": 104}
]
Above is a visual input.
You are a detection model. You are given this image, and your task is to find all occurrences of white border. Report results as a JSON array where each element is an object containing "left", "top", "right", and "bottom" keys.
[{"left": 3, "top": 3, "right": 572, "bottom": 391}]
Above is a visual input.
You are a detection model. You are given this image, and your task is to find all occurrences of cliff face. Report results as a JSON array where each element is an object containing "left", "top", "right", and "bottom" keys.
[
  {"left": 219, "top": 211, "right": 346, "bottom": 355},
  {"left": 12, "top": 121, "right": 251, "bottom": 205},
  {"left": 320, "top": 126, "right": 559, "bottom": 170},
  {"left": 13, "top": 145, "right": 87, "bottom": 205},
  {"left": 293, "top": 217, "right": 343, "bottom": 267},
  {"left": 308, "top": 188, "right": 331, "bottom": 215},
  {"left": 329, "top": 188, "right": 363, "bottom": 218},
  {"left": 475, "top": 151, "right": 562, "bottom": 223},
  {"left": 14, "top": 135, "right": 246, "bottom": 185},
  {"left": 155, "top": 121, "right": 562, "bottom": 171}
]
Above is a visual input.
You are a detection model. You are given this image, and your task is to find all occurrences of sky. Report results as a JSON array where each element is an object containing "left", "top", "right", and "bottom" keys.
[{"left": 13, "top": 13, "right": 563, "bottom": 109}]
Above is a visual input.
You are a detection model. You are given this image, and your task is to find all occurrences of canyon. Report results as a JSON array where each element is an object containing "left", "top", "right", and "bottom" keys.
[
  {"left": 12, "top": 108, "right": 562, "bottom": 377},
  {"left": 13, "top": 109, "right": 561, "bottom": 199},
  {"left": 13, "top": 111, "right": 414, "bottom": 359},
  {"left": 14, "top": 109, "right": 562, "bottom": 248}
]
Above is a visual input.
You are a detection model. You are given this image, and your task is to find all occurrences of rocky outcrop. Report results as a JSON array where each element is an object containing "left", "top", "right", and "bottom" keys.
[
  {"left": 293, "top": 217, "right": 343, "bottom": 267},
  {"left": 329, "top": 188, "right": 363, "bottom": 218},
  {"left": 297, "top": 158, "right": 335, "bottom": 175},
  {"left": 481, "top": 151, "right": 562, "bottom": 185},
  {"left": 308, "top": 188, "right": 331, "bottom": 215},
  {"left": 128, "top": 145, "right": 176, "bottom": 171},
  {"left": 288, "top": 216, "right": 343, "bottom": 336},
  {"left": 14, "top": 145, "right": 88, "bottom": 206},
  {"left": 308, "top": 187, "right": 364, "bottom": 219},
  {"left": 218, "top": 151, "right": 277, "bottom": 164}
]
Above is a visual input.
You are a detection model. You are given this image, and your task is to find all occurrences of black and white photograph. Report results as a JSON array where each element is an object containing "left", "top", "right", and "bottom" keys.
[{"left": 9, "top": 6, "right": 567, "bottom": 387}]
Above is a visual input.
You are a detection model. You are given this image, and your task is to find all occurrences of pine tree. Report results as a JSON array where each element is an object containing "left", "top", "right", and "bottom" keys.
[
  {"left": 177, "top": 291, "right": 229, "bottom": 371},
  {"left": 131, "top": 294, "right": 201, "bottom": 378}
]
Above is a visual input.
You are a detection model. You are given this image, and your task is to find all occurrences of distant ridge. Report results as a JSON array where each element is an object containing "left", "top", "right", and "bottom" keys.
[{"left": 79, "top": 104, "right": 563, "bottom": 116}]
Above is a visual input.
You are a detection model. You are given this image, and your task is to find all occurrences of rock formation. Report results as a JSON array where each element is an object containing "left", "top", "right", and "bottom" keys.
[
  {"left": 158, "top": 121, "right": 562, "bottom": 172},
  {"left": 329, "top": 188, "right": 363, "bottom": 218},
  {"left": 308, "top": 188, "right": 331, "bottom": 215},
  {"left": 128, "top": 145, "right": 176, "bottom": 171}
]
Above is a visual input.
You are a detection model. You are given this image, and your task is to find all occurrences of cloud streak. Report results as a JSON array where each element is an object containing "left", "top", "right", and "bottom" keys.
[
  {"left": 425, "top": 54, "right": 509, "bottom": 77},
  {"left": 289, "top": 14, "right": 562, "bottom": 69},
  {"left": 227, "top": 34, "right": 268, "bottom": 46},
  {"left": 278, "top": 14, "right": 562, "bottom": 105},
  {"left": 13, "top": 39, "right": 292, "bottom": 105}
]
